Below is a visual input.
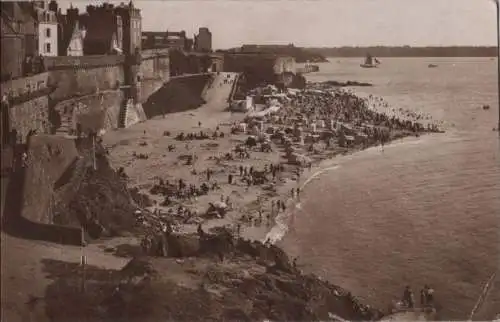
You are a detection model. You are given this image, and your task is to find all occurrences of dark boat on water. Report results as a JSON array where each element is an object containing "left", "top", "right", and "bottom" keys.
[
  {"left": 360, "top": 54, "right": 380, "bottom": 68},
  {"left": 428, "top": 64, "right": 438, "bottom": 68}
]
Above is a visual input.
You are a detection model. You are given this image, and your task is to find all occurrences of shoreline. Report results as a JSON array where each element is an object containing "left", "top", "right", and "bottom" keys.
[
  {"left": 102, "top": 75, "right": 441, "bottom": 246},
  {"left": 97, "top": 75, "right": 442, "bottom": 319},
  {"left": 263, "top": 131, "right": 430, "bottom": 245}
]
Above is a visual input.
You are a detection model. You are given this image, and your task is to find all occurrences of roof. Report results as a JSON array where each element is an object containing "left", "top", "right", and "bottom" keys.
[{"left": 60, "top": 19, "right": 84, "bottom": 53}]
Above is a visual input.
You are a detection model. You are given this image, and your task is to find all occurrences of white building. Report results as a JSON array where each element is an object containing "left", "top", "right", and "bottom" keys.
[
  {"left": 33, "top": 2, "right": 58, "bottom": 56},
  {"left": 66, "top": 21, "right": 86, "bottom": 56}
]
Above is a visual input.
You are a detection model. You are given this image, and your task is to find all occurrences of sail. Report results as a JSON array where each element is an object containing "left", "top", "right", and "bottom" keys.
[
  {"left": 374, "top": 58, "right": 380, "bottom": 64},
  {"left": 364, "top": 55, "right": 373, "bottom": 65}
]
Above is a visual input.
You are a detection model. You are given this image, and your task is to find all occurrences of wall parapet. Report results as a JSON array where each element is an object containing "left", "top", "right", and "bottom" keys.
[
  {"left": 142, "top": 48, "right": 170, "bottom": 60},
  {"left": 44, "top": 55, "right": 125, "bottom": 70},
  {"left": 1, "top": 72, "right": 51, "bottom": 99}
]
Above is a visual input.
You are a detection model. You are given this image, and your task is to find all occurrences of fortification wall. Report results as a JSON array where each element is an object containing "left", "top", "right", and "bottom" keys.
[
  {"left": 48, "top": 63, "right": 124, "bottom": 104},
  {"left": 223, "top": 54, "right": 280, "bottom": 86},
  {"left": 142, "top": 74, "right": 211, "bottom": 119},
  {"left": 2, "top": 51, "right": 172, "bottom": 140},
  {"left": 140, "top": 52, "right": 170, "bottom": 104},
  {"left": 0, "top": 72, "right": 50, "bottom": 98},
  {"left": 9, "top": 96, "right": 50, "bottom": 142},
  {"left": 52, "top": 90, "right": 124, "bottom": 133},
  {"left": 22, "top": 135, "right": 79, "bottom": 225}
]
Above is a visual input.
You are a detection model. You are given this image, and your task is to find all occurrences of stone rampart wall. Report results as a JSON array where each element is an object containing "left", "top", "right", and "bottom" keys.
[{"left": 3, "top": 51, "right": 171, "bottom": 140}]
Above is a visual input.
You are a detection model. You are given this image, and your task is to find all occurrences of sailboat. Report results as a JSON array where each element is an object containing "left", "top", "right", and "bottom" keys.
[{"left": 360, "top": 54, "right": 380, "bottom": 68}]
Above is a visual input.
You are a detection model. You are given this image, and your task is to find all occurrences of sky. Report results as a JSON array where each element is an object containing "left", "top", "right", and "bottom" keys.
[{"left": 59, "top": 0, "right": 498, "bottom": 49}]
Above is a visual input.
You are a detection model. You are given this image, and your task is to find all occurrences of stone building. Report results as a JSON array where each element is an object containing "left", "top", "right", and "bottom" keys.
[
  {"left": 142, "top": 31, "right": 169, "bottom": 49},
  {"left": 194, "top": 27, "right": 212, "bottom": 52},
  {"left": 142, "top": 30, "right": 192, "bottom": 51},
  {"left": 0, "top": 1, "right": 38, "bottom": 81},
  {"left": 57, "top": 5, "right": 86, "bottom": 56},
  {"left": 32, "top": 1, "right": 58, "bottom": 56},
  {"left": 82, "top": 1, "right": 141, "bottom": 56}
]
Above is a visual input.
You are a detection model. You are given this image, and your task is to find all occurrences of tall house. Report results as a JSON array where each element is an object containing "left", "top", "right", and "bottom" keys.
[
  {"left": 1, "top": 1, "right": 38, "bottom": 80},
  {"left": 115, "top": 1, "right": 141, "bottom": 55},
  {"left": 83, "top": 3, "right": 123, "bottom": 55},
  {"left": 83, "top": 2, "right": 141, "bottom": 56},
  {"left": 194, "top": 27, "right": 212, "bottom": 52},
  {"left": 32, "top": 0, "right": 58, "bottom": 56}
]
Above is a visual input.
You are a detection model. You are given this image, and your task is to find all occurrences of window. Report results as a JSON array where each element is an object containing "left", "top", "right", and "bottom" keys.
[
  {"left": 45, "top": 43, "right": 51, "bottom": 53},
  {"left": 46, "top": 28, "right": 51, "bottom": 38}
]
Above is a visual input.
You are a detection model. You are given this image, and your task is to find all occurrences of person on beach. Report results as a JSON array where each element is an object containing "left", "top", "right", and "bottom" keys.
[
  {"left": 228, "top": 174, "right": 233, "bottom": 184},
  {"left": 402, "top": 286, "right": 415, "bottom": 308},
  {"left": 420, "top": 287, "right": 426, "bottom": 307},
  {"left": 423, "top": 285, "right": 434, "bottom": 307},
  {"left": 296, "top": 187, "right": 301, "bottom": 198}
]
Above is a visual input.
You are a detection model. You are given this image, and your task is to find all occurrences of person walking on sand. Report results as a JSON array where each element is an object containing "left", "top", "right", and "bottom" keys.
[
  {"left": 420, "top": 287, "right": 426, "bottom": 307},
  {"left": 296, "top": 187, "right": 301, "bottom": 199},
  {"left": 402, "top": 286, "right": 415, "bottom": 309}
]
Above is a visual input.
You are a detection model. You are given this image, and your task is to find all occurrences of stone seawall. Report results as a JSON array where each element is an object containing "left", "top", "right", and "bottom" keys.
[
  {"left": 52, "top": 90, "right": 124, "bottom": 134},
  {"left": 223, "top": 53, "right": 296, "bottom": 88},
  {"left": 142, "top": 74, "right": 212, "bottom": 119},
  {"left": 22, "top": 135, "right": 79, "bottom": 225},
  {"left": 1, "top": 52, "right": 170, "bottom": 142}
]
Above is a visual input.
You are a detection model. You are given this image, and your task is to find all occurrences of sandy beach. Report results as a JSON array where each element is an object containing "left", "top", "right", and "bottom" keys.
[{"left": 102, "top": 72, "right": 438, "bottom": 249}]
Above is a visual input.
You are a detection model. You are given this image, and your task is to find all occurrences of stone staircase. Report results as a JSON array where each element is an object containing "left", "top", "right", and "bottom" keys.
[
  {"left": 55, "top": 113, "right": 73, "bottom": 135},
  {"left": 118, "top": 99, "right": 130, "bottom": 129}
]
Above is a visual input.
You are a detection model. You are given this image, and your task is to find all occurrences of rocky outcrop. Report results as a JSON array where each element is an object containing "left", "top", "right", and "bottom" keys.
[
  {"left": 43, "top": 230, "right": 384, "bottom": 321},
  {"left": 51, "top": 139, "right": 138, "bottom": 238}
]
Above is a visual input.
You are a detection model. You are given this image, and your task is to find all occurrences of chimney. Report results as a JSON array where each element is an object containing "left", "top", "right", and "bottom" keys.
[{"left": 48, "top": 0, "right": 58, "bottom": 13}]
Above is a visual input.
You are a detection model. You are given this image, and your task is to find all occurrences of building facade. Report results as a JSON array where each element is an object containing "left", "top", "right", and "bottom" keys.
[
  {"left": 142, "top": 30, "right": 193, "bottom": 51},
  {"left": 115, "top": 1, "right": 141, "bottom": 55},
  {"left": 83, "top": 3, "right": 122, "bottom": 55},
  {"left": 0, "top": 1, "right": 39, "bottom": 81},
  {"left": 194, "top": 27, "right": 212, "bottom": 52},
  {"left": 33, "top": 1, "right": 58, "bottom": 56}
]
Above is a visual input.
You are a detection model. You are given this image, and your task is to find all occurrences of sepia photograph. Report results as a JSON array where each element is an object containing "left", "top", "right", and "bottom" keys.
[{"left": 0, "top": 0, "right": 499, "bottom": 321}]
